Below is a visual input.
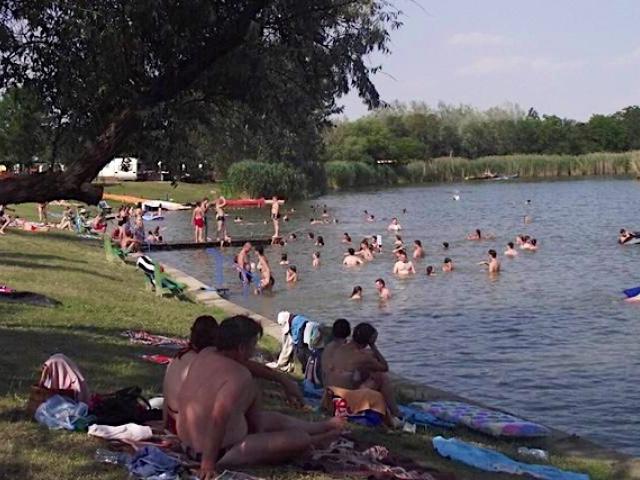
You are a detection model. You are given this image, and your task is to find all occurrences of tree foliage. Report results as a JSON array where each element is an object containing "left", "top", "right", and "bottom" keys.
[
  {"left": 0, "top": 0, "right": 400, "bottom": 203},
  {"left": 325, "top": 102, "right": 640, "bottom": 163}
]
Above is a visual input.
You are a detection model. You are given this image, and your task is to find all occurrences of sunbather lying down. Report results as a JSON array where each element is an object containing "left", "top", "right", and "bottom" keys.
[{"left": 176, "top": 315, "right": 346, "bottom": 479}]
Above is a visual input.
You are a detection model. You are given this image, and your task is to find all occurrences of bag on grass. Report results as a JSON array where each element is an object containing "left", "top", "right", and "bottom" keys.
[{"left": 90, "top": 386, "right": 160, "bottom": 426}]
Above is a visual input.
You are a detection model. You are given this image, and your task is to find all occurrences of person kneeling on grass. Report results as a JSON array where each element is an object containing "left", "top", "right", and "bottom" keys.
[
  {"left": 177, "top": 315, "right": 345, "bottom": 479},
  {"left": 163, "top": 315, "right": 303, "bottom": 435},
  {"left": 321, "top": 322, "right": 402, "bottom": 426}
]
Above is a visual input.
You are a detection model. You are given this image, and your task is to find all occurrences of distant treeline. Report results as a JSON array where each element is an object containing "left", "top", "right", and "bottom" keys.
[{"left": 324, "top": 102, "right": 640, "bottom": 162}]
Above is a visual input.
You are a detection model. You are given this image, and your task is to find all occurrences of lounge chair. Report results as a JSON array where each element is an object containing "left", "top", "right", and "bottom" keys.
[
  {"left": 136, "top": 255, "right": 187, "bottom": 298},
  {"left": 104, "top": 234, "right": 125, "bottom": 263}
]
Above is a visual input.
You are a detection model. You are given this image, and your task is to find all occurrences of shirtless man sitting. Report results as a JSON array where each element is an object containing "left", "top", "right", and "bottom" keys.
[
  {"left": 343, "top": 248, "right": 364, "bottom": 267},
  {"left": 393, "top": 250, "right": 416, "bottom": 276},
  {"left": 322, "top": 322, "right": 401, "bottom": 420},
  {"left": 177, "top": 315, "right": 344, "bottom": 478},
  {"left": 321, "top": 319, "right": 351, "bottom": 386},
  {"left": 163, "top": 315, "right": 303, "bottom": 433}
]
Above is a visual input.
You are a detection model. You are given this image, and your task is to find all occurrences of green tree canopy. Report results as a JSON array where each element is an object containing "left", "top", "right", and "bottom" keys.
[{"left": 0, "top": 0, "right": 400, "bottom": 203}]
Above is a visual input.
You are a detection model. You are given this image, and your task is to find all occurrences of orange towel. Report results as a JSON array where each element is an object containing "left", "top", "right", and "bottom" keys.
[{"left": 326, "top": 386, "right": 388, "bottom": 416}]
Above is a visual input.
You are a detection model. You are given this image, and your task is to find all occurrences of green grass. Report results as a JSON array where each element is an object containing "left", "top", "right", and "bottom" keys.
[
  {"left": 0, "top": 231, "right": 634, "bottom": 479},
  {"left": 101, "top": 181, "right": 219, "bottom": 204}
]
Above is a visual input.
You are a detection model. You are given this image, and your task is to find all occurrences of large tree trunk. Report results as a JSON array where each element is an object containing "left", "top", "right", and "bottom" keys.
[
  {"left": 0, "top": 109, "right": 137, "bottom": 205},
  {"left": 0, "top": 0, "right": 269, "bottom": 205}
]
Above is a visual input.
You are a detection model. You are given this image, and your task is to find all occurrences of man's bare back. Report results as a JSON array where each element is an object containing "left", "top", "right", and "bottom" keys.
[{"left": 178, "top": 347, "right": 255, "bottom": 455}]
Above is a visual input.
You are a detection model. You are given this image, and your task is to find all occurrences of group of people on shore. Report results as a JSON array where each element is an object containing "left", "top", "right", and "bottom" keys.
[
  {"left": 0, "top": 201, "right": 110, "bottom": 235},
  {"left": 162, "top": 313, "right": 400, "bottom": 477}
]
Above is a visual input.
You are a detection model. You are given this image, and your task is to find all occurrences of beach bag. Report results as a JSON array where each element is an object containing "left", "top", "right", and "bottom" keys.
[
  {"left": 90, "top": 386, "right": 159, "bottom": 426},
  {"left": 304, "top": 349, "right": 324, "bottom": 387}
]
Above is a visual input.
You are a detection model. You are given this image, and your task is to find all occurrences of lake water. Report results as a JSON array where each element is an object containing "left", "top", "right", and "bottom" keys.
[{"left": 151, "top": 178, "right": 640, "bottom": 455}]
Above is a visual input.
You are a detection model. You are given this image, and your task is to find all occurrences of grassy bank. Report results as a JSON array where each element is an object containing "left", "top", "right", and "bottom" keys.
[
  {"left": 101, "top": 181, "right": 219, "bottom": 204},
  {"left": 325, "top": 151, "right": 640, "bottom": 189},
  {"left": 0, "top": 231, "right": 635, "bottom": 479}
]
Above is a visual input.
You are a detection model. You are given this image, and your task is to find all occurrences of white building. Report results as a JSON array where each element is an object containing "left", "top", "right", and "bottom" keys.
[{"left": 97, "top": 157, "right": 138, "bottom": 181}]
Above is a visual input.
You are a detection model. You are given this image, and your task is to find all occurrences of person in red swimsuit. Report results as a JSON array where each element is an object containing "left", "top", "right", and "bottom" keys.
[{"left": 192, "top": 201, "right": 205, "bottom": 243}]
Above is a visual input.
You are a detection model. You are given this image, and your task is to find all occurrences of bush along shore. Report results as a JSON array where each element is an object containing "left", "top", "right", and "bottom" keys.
[{"left": 324, "top": 151, "right": 640, "bottom": 190}]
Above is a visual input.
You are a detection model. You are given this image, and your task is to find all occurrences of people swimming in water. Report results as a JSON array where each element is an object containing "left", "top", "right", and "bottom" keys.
[
  {"left": 343, "top": 248, "right": 364, "bottom": 267},
  {"left": 350, "top": 286, "right": 363, "bottom": 300},
  {"left": 387, "top": 217, "right": 402, "bottom": 231},
  {"left": 442, "top": 242, "right": 449, "bottom": 250},
  {"left": 393, "top": 250, "right": 416, "bottom": 276},
  {"left": 286, "top": 265, "right": 298, "bottom": 283},
  {"left": 356, "top": 240, "right": 374, "bottom": 261},
  {"left": 280, "top": 253, "right": 289, "bottom": 265},
  {"left": 413, "top": 240, "right": 425, "bottom": 259},
  {"left": 255, "top": 246, "right": 275, "bottom": 293},
  {"left": 619, "top": 228, "right": 637, "bottom": 244},
  {"left": 479, "top": 249, "right": 500, "bottom": 274},
  {"left": 375, "top": 278, "right": 391, "bottom": 300},
  {"left": 426, "top": 265, "right": 436, "bottom": 276},
  {"left": 342, "top": 233, "right": 352, "bottom": 244},
  {"left": 312, "top": 251, "right": 321, "bottom": 268},
  {"left": 442, "top": 257, "right": 454, "bottom": 272},
  {"left": 366, "top": 214, "right": 375, "bottom": 223},
  {"left": 236, "top": 242, "right": 253, "bottom": 284},
  {"left": 504, "top": 242, "right": 518, "bottom": 257},
  {"left": 316, "top": 235, "right": 325, "bottom": 247},
  {"left": 522, "top": 238, "right": 538, "bottom": 251}
]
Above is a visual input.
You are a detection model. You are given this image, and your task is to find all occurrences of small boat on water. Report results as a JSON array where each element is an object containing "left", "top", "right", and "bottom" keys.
[
  {"left": 464, "top": 170, "right": 519, "bottom": 181},
  {"left": 142, "top": 199, "right": 190, "bottom": 211}
]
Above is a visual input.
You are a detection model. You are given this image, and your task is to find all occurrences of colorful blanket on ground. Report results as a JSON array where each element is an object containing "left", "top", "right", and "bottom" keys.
[
  {"left": 301, "top": 439, "right": 455, "bottom": 480},
  {"left": 432, "top": 436, "right": 589, "bottom": 480},
  {"left": 412, "top": 401, "right": 550, "bottom": 438},
  {"left": 398, "top": 405, "right": 455, "bottom": 429},
  {"left": 121, "top": 330, "right": 188, "bottom": 349}
]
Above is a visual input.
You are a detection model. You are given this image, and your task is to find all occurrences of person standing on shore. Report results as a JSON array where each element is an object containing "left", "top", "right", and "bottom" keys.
[{"left": 37, "top": 202, "right": 48, "bottom": 224}]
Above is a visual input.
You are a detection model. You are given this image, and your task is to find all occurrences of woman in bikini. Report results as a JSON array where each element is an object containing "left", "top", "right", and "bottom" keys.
[{"left": 215, "top": 197, "right": 229, "bottom": 244}]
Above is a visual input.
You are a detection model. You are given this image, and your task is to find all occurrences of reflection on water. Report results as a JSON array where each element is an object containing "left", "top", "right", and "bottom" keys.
[{"left": 152, "top": 179, "right": 640, "bottom": 455}]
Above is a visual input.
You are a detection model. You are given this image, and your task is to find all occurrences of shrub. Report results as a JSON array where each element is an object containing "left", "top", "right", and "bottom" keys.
[{"left": 226, "top": 160, "right": 307, "bottom": 199}]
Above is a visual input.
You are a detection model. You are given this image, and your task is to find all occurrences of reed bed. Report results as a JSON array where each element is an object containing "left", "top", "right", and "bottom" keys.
[{"left": 405, "top": 151, "right": 640, "bottom": 183}]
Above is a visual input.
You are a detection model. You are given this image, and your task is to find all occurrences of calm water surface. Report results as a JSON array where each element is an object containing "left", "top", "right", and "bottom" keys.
[{"left": 152, "top": 179, "right": 640, "bottom": 455}]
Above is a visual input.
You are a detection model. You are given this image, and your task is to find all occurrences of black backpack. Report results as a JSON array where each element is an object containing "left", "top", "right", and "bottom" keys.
[{"left": 90, "top": 386, "right": 161, "bottom": 426}]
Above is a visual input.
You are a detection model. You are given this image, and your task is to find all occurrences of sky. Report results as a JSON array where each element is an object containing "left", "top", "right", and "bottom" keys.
[{"left": 340, "top": 0, "right": 640, "bottom": 120}]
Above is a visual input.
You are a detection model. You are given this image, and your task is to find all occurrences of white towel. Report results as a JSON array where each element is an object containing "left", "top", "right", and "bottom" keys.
[
  {"left": 277, "top": 311, "right": 291, "bottom": 334},
  {"left": 88, "top": 423, "right": 153, "bottom": 441}
]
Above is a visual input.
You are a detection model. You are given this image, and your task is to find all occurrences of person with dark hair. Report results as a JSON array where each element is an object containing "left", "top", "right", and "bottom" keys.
[
  {"left": 479, "top": 249, "right": 500, "bottom": 273},
  {"left": 286, "top": 265, "right": 298, "bottom": 283},
  {"left": 315, "top": 235, "right": 325, "bottom": 247},
  {"left": 413, "top": 240, "right": 425, "bottom": 259},
  {"left": 350, "top": 286, "right": 363, "bottom": 300},
  {"left": 375, "top": 278, "right": 391, "bottom": 300},
  {"left": 177, "top": 315, "right": 344, "bottom": 477},
  {"left": 442, "top": 257, "right": 454, "bottom": 272},
  {"left": 343, "top": 248, "right": 363, "bottom": 267},
  {"left": 426, "top": 265, "right": 436, "bottom": 276},
  {"left": 323, "top": 322, "right": 401, "bottom": 424},
  {"left": 442, "top": 241, "right": 449, "bottom": 250},
  {"left": 321, "top": 319, "right": 351, "bottom": 386},
  {"left": 312, "top": 251, "right": 321, "bottom": 268},
  {"left": 393, "top": 250, "right": 416, "bottom": 276},
  {"left": 279, "top": 253, "right": 289, "bottom": 265},
  {"left": 505, "top": 242, "right": 518, "bottom": 257},
  {"left": 163, "top": 315, "right": 303, "bottom": 435},
  {"left": 342, "top": 233, "right": 352, "bottom": 244}
]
